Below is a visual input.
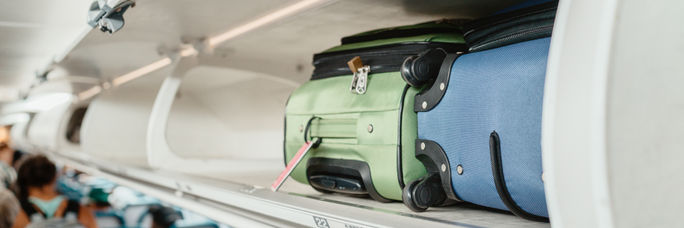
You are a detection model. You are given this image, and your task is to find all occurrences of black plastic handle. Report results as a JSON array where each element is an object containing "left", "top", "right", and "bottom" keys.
[{"left": 489, "top": 131, "right": 549, "bottom": 222}]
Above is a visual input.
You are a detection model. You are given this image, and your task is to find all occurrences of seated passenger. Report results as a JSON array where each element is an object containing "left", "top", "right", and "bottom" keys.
[
  {"left": 0, "top": 142, "right": 15, "bottom": 188},
  {"left": 12, "top": 155, "right": 97, "bottom": 228},
  {"left": 0, "top": 142, "right": 19, "bottom": 228}
]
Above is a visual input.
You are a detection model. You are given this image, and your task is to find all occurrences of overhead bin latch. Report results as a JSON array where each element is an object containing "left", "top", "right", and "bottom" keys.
[
  {"left": 87, "top": 0, "right": 136, "bottom": 34},
  {"left": 348, "top": 56, "right": 370, "bottom": 95}
]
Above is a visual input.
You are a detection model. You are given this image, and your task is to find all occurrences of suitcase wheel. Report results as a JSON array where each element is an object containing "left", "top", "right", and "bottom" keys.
[
  {"left": 402, "top": 173, "right": 447, "bottom": 212},
  {"left": 403, "top": 180, "right": 429, "bottom": 212}
]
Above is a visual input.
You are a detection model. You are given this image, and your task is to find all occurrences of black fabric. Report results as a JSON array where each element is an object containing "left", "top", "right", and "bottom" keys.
[
  {"left": 311, "top": 42, "right": 466, "bottom": 80},
  {"left": 463, "top": 1, "right": 558, "bottom": 34},
  {"left": 340, "top": 20, "right": 467, "bottom": 45},
  {"left": 19, "top": 198, "right": 38, "bottom": 218},
  {"left": 65, "top": 200, "right": 80, "bottom": 216},
  {"left": 149, "top": 205, "right": 182, "bottom": 228},
  {"left": 463, "top": 1, "right": 557, "bottom": 52},
  {"left": 342, "top": 27, "right": 456, "bottom": 45}
]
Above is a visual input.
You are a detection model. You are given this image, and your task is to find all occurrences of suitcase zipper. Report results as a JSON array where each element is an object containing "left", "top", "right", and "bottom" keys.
[
  {"left": 312, "top": 42, "right": 466, "bottom": 80},
  {"left": 468, "top": 25, "right": 553, "bottom": 51},
  {"left": 349, "top": 65, "right": 370, "bottom": 95},
  {"left": 341, "top": 19, "right": 467, "bottom": 45},
  {"left": 463, "top": 1, "right": 557, "bottom": 38},
  {"left": 463, "top": 1, "right": 557, "bottom": 51}
]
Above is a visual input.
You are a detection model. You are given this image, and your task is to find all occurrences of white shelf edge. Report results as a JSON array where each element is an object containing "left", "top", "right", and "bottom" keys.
[{"left": 53, "top": 153, "right": 484, "bottom": 228}]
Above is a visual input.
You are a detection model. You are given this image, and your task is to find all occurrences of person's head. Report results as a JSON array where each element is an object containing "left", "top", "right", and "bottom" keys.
[{"left": 15, "top": 155, "right": 57, "bottom": 199}]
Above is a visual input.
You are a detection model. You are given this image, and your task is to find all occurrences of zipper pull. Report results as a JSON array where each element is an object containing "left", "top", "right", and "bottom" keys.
[
  {"left": 355, "top": 66, "right": 370, "bottom": 94},
  {"left": 347, "top": 56, "right": 370, "bottom": 95}
]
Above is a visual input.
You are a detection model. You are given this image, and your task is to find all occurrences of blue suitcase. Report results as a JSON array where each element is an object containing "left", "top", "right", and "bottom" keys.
[{"left": 401, "top": 2, "right": 556, "bottom": 221}]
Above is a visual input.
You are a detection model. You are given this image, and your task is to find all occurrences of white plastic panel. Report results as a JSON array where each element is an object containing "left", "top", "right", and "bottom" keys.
[
  {"left": 541, "top": 0, "right": 616, "bottom": 226},
  {"left": 8, "top": 114, "right": 33, "bottom": 153},
  {"left": 59, "top": 0, "right": 300, "bottom": 81},
  {"left": 0, "top": 113, "right": 29, "bottom": 127},
  {"left": 27, "top": 101, "right": 72, "bottom": 153},
  {"left": 543, "top": 0, "right": 684, "bottom": 227},
  {"left": 605, "top": 0, "right": 684, "bottom": 227},
  {"left": 81, "top": 70, "right": 169, "bottom": 167},
  {"left": 146, "top": 60, "right": 297, "bottom": 174},
  {"left": 166, "top": 66, "right": 296, "bottom": 160},
  {"left": 218, "top": 0, "right": 530, "bottom": 84}
]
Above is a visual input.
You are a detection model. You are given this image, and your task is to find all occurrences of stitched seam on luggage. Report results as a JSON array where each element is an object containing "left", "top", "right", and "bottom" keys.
[{"left": 286, "top": 107, "right": 400, "bottom": 115}]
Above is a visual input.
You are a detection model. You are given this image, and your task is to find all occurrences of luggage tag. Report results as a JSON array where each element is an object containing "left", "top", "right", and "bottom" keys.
[
  {"left": 348, "top": 56, "right": 370, "bottom": 94},
  {"left": 271, "top": 137, "right": 321, "bottom": 192}
]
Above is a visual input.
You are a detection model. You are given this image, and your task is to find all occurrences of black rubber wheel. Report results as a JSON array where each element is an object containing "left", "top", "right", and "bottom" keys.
[{"left": 402, "top": 180, "right": 428, "bottom": 212}]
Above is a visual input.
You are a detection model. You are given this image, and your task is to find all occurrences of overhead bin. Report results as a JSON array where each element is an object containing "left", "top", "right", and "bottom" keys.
[
  {"left": 64, "top": 106, "right": 88, "bottom": 145},
  {"left": 53, "top": 103, "right": 91, "bottom": 159},
  {"left": 81, "top": 71, "right": 169, "bottom": 167},
  {"left": 26, "top": 101, "right": 72, "bottom": 153},
  {"left": 144, "top": 61, "right": 298, "bottom": 175},
  {"left": 2, "top": 113, "right": 33, "bottom": 153},
  {"left": 9, "top": 118, "right": 31, "bottom": 152}
]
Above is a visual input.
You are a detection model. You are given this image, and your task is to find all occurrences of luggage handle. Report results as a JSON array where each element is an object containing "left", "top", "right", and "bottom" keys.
[
  {"left": 303, "top": 116, "right": 320, "bottom": 146},
  {"left": 489, "top": 131, "right": 549, "bottom": 221},
  {"left": 303, "top": 116, "right": 358, "bottom": 146}
]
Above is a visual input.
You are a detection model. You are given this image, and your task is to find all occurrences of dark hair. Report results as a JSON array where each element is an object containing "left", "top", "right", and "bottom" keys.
[
  {"left": 15, "top": 155, "right": 57, "bottom": 200},
  {"left": 149, "top": 205, "right": 181, "bottom": 228}
]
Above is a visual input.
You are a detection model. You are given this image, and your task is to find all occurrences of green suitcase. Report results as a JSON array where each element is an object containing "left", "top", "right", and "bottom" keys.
[{"left": 284, "top": 20, "right": 467, "bottom": 202}]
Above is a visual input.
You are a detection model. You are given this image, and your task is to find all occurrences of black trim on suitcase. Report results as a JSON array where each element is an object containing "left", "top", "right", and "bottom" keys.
[
  {"left": 489, "top": 131, "right": 549, "bottom": 222},
  {"left": 415, "top": 54, "right": 460, "bottom": 112},
  {"left": 312, "top": 42, "right": 466, "bottom": 80},
  {"left": 283, "top": 94, "right": 292, "bottom": 167},
  {"left": 341, "top": 25, "right": 463, "bottom": 45},
  {"left": 282, "top": 116, "right": 288, "bottom": 167},
  {"left": 464, "top": 1, "right": 557, "bottom": 52},
  {"left": 415, "top": 139, "right": 461, "bottom": 202},
  {"left": 307, "top": 157, "right": 392, "bottom": 202},
  {"left": 396, "top": 85, "right": 410, "bottom": 189},
  {"left": 463, "top": 1, "right": 557, "bottom": 37}
]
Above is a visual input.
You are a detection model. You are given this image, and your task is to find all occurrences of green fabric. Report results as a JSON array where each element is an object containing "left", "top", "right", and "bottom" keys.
[
  {"left": 285, "top": 21, "right": 465, "bottom": 201},
  {"left": 285, "top": 72, "right": 425, "bottom": 200},
  {"left": 88, "top": 188, "right": 110, "bottom": 204}
]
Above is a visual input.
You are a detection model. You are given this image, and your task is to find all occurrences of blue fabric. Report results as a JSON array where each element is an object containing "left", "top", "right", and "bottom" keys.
[
  {"left": 418, "top": 37, "right": 550, "bottom": 217},
  {"left": 29, "top": 196, "right": 65, "bottom": 219}
]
